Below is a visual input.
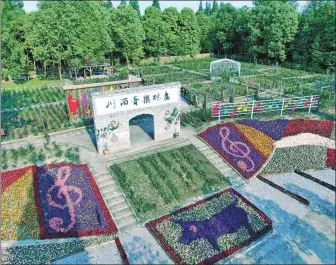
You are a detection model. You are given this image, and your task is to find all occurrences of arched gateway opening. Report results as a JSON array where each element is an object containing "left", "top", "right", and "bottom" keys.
[{"left": 129, "top": 114, "right": 154, "bottom": 145}]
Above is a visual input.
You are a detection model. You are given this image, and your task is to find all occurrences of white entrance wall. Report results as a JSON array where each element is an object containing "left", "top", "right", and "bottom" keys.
[{"left": 92, "top": 82, "right": 181, "bottom": 154}]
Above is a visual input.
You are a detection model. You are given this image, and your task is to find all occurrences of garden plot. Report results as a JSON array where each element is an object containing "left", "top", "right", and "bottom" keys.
[
  {"left": 1, "top": 142, "right": 81, "bottom": 171},
  {"left": 1, "top": 86, "right": 64, "bottom": 110},
  {"left": 1, "top": 104, "right": 92, "bottom": 141},
  {"left": 142, "top": 71, "right": 209, "bottom": 85},
  {"left": 109, "top": 144, "right": 231, "bottom": 222}
]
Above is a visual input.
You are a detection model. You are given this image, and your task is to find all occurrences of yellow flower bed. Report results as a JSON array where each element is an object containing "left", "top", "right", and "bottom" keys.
[
  {"left": 1, "top": 169, "right": 40, "bottom": 240},
  {"left": 233, "top": 123, "right": 275, "bottom": 157}
]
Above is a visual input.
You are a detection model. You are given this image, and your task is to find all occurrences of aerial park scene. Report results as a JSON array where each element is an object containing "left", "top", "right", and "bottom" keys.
[{"left": 0, "top": 0, "right": 335, "bottom": 264}]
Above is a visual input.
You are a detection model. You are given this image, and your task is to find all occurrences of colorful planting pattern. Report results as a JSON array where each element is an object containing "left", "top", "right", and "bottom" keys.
[
  {"left": 198, "top": 119, "right": 335, "bottom": 179},
  {"left": 1, "top": 163, "right": 117, "bottom": 240},
  {"left": 146, "top": 188, "right": 272, "bottom": 265}
]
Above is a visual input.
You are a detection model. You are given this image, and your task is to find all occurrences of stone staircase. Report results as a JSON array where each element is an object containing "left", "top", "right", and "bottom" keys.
[
  {"left": 93, "top": 172, "right": 138, "bottom": 233},
  {"left": 189, "top": 136, "right": 247, "bottom": 187},
  {"left": 104, "top": 137, "right": 190, "bottom": 165}
]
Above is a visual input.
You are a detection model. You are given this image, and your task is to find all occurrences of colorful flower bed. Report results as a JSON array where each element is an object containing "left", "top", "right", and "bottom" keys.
[
  {"left": 282, "top": 119, "right": 334, "bottom": 138},
  {"left": 198, "top": 119, "right": 335, "bottom": 179},
  {"left": 1, "top": 163, "right": 117, "bottom": 240},
  {"left": 326, "top": 148, "right": 336, "bottom": 168},
  {"left": 146, "top": 188, "right": 272, "bottom": 265},
  {"left": 261, "top": 146, "right": 328, "bottom": 174},
  {"left": 198, "top": 122, "right": 267, "bottom": 179},
  {"left": 1, "top": 167, "right": 40, "bottom": 240}
]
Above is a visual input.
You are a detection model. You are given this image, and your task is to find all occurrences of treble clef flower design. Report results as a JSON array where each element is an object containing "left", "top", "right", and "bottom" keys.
[
  {"left": 219, "top": 126, "right": 255, "bottom": 172},
  {"left": 47, "top": 166, "right": 83, "bottom": 233}
]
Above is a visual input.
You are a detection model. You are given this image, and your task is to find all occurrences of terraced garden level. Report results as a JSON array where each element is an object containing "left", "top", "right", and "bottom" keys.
[{"left": 109, "top": 145, "right": 231, "bottom": 222}]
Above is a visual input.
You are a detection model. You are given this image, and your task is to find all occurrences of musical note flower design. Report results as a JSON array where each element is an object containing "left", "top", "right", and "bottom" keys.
[
  {"left": 36, "top": 163, "right": 118, "bottom": 239},
  {"left": 46, "top": 166, "right": 83, "bottom": 233},
  {"left": 198, "top": 123, "right": 267, "bottom": 179}
]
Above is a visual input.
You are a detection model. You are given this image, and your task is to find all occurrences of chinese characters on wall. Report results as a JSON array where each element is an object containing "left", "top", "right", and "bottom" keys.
[{"left": 95, "top": 88, "right": 178, "bottom": 116}]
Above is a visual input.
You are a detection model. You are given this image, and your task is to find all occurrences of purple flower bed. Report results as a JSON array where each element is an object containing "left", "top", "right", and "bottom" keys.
[
  {"left": 34, "top": 163, "right": 118, "bottom": 239},
  {"left": 146, "top": 188, "right": 272, "bottom": 265},
  {"left": 198, "top": 123, "right": 267, "bottom": 179},
  {"left": 237, "top": 119, "right": 290, "bottom": 140}
]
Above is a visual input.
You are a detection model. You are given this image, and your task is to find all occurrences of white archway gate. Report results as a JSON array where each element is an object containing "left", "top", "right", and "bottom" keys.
[{"left": 92, "top": 82, "right": 181, "bottom": 154}]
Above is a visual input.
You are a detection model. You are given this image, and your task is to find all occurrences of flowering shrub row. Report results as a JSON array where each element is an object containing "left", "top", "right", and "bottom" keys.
[
  {"left": 198, "top": 119, "right": 335, "bottom": 178},
  {"left": 262, "top": 145, "right": 328, "bottom": 174},
  {"left": 1, "top": 163, "right": 117, "bottom": 240},
  {"left": 146, "top": 188, "right": 272, "bottom": 265},
  {"left": 1, "top": 234, "right": 117, "bottom": 265}
]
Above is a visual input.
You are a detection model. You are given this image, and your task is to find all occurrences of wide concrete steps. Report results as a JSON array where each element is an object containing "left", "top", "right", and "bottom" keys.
[
  {"left": 93, "top": 173, "right": 138, "bottom": 233},
  {"left": 190, "top": 136, "right": 246, "bottom": 187},
  {"left": 105, "top": 137, "right": 190, "bottom": 165}
]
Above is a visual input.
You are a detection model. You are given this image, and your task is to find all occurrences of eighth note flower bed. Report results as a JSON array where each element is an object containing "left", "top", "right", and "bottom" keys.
[{"left": 146, "top": 188, "right": 272, "bottom": 265}]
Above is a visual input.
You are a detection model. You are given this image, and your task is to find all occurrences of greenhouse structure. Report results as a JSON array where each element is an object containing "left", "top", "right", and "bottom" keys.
[{"left": 210, "top": 58, "right": 241, "bottom": 81}]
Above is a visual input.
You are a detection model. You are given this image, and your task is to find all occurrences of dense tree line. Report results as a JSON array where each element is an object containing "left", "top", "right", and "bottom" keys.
[{"left": 1, "top": 0, "right": 335, "bottom": 81}]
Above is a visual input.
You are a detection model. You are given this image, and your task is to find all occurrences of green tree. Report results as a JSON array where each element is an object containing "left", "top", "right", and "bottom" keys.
[
  {"left": 25, "top": 1, "right": 112, "bottom": 80},
  {"left": 198, "top": 0, "right": 204, "bottom": 13},
  {"left": 110, "top": 5, "right": 145, "bottom": 64},
  {"left": 152, "top": 0, "right": 160, "bottom": 10},
  {"left": 130, "top": 0, "right": 141, "bottom": 16},
  {"left": 247, "top": 1, "right": 298, "bottom": 63},
  {"left": 196, "top": 11, "right": 213, "bottom": 52},
  {"left": 101, "top": 0, "right": 113, "bottom": 9},
  {"left": 142, "top": 6, "right": 167, "bottom": 56},
  {"left": 214, "top": 3, "right": 237, "bottom": 57},
  {"left": 212, "top": 0, "right": 219, "bottom": 14},
  {"left": 1, "top": 0, "right": 26, "bottom": 81},
  {"left": 178, "top": 8, "right": 200, "bottom": 56},
  {"left": 204, "top": 1, "right": 212, "bottom": 15},
  {"left": 162, "top": 7, "right": 180, "bottom": 56},
  {"left": 232, "top": 6, "right": 251, "bottom": 56},
  {"left": 119, "top": 0, "right": 127, "bottom": 8}
]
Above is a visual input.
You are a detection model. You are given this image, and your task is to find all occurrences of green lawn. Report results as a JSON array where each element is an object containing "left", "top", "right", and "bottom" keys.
[
  {"left": 109, "top": 145, "right": 231, "bottom": 222},
  {"left": 1, "top": 79, "right": 63, "bottom": 89}
]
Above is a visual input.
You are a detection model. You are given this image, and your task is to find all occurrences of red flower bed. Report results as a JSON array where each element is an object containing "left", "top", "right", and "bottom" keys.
[
  {"left": 326, "top": 148, "right": 336, "bottom": 167},
  {"left": 283, "top": 119, "right": 334, "bottom": 138}
]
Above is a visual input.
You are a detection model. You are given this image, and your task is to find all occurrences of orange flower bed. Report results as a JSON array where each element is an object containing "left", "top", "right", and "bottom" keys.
[{"left": 233, "top": 122, "right": 275, "bottom": 157}]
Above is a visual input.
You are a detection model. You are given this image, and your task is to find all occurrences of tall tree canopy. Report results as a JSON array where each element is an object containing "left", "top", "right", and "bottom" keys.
[
  {"left": 198, "top": 0, "right": 204, "bottom": 13},
  {"left": 110, "top": 5, "right": 145, "bottom": 64},
  {"left": 152, "top": 0, "right": 161, "bottom": 10},
  {"left": 129, "top": 0, "right": 141, "bottom": 16},
  {"left": 142, "top": 6, "right": 167, "bottom": 57},
  {"left": 212, "top": 0, "right": 219, "bottom": 13},
  {"left": 178, "top": 8, "right": 200, "bottom": 56},
  {"left": 1, "top": 0, "right": 335, "bottom": 80},
  {"left": 1, "top": 0, "right": 26, "bottom": 79},
  {"left": 162, "top": 7, "right": 180, "bottom": 56},
  {"left": 248, "top": 1, "right": 298, "bottom": 63}
]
